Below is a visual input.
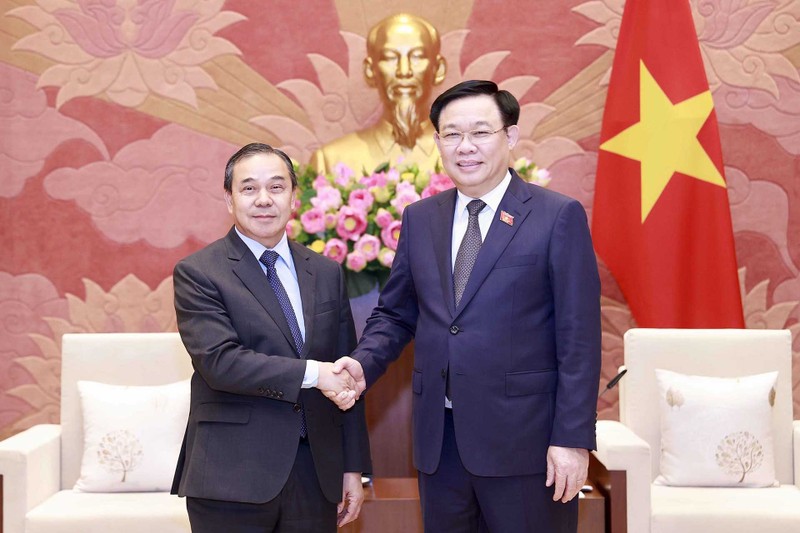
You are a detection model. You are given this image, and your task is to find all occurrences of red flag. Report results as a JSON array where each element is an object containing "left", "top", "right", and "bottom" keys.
[{"left": 592, "top": 0, "right": 744, "bottom": 328}]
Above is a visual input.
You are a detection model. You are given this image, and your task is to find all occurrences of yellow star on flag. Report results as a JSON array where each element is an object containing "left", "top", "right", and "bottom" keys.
[{"left": 600, "top": 61, "right": 726, "bottom": 222}]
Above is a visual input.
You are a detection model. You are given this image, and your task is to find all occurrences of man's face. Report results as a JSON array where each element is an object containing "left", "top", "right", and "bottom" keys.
[
  {"left": 434, "top": 94, "right": 519, "bottom": 198},
  {"left": 370, "top": 21, "right": 438, "bottom": 106},
  {"left": 225, "top": 153, "right": 296, "bottom": 249}
]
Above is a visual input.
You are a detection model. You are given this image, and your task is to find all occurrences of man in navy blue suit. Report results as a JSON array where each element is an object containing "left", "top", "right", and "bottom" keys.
[{"left": 334, "top": 80, "right": 601, "bottom": 532}]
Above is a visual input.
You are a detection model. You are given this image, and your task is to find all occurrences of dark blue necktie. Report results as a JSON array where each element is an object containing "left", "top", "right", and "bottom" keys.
[{"left": 259, "top": 249, "right": 307, "bottom": 437}]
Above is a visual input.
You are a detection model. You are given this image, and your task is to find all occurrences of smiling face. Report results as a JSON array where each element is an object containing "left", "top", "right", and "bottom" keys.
[
  {"left": 224, "top": 152, "right": 296, "bottom": 248},
  {"left": 434, "top": 94, "right": 519, "bottom": 198}
]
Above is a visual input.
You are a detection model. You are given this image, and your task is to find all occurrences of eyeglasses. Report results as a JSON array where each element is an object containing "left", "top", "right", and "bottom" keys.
[{"left": 437, "top": 127, "right": 507, "bottom": 146}]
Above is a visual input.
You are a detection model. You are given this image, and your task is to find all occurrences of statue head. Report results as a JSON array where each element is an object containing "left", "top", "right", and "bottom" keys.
[{"left": 364, "top": 13, "right": 447, "bottom": 149}]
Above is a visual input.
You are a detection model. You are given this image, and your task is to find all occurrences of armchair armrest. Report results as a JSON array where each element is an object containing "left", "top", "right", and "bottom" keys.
[
  {"left": 593, "top": 420, "right": 651, "bottom": 533},
  {"left": 793, "top": 420, "right": 800, "bottom": 487},
  {"left": 0, "top": 424, "right": 62, "bottom": 533}
]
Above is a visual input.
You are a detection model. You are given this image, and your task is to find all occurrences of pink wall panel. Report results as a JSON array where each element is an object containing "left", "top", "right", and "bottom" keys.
[{"left": 1, "top": 0, "right": 798, "bottom": 439}]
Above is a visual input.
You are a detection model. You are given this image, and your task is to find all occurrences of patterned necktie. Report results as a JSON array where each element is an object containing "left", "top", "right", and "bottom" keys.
[
  {"left": 260, "top": 250, "right": 304, "bottom": 352},
  {"left": 259, "top": 249, "right": 307, "bottom": 437},
  {"left": 453, "top": 199, "right": 486, "bottom": 307}
]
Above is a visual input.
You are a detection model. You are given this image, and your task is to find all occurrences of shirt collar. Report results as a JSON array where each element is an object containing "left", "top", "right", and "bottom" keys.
[
  {"left": 234, "top": 227, "right": 294, "bottom": 268},
  {"left": 455, "top": 170, "right": 512, "bottom": 216}
]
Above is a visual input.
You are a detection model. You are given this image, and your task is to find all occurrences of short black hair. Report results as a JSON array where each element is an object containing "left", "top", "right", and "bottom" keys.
[
  {"left": 224, "top": 143, "right": 297, "bottom": 192},
  {"left": 429, "top": 80, "right": 520, "bottom": 131}
]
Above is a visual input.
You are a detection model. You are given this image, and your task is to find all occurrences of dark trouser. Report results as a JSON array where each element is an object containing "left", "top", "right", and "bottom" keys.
[
  {"left": 186, "top": 439, "right": 336, "bottom": 533},
  {"left": 418, "top": 409, "right": 578, "bottom": 533}
]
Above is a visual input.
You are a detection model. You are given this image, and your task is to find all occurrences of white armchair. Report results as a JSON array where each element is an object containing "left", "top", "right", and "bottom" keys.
[
  {"left": 0, "top": 333, "right": 193, "bottom": 533},
  {"left": 593, "top": 328, "right": 800, "bottom": 533}
]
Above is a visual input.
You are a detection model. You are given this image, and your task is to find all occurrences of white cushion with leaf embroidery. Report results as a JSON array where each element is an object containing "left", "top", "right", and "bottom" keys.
[
  {"left": 74, "top": 379, "right": 190, "bottom": 492},
  {"left": 654, "top": 369, "right": 778, "bottom": 488}
]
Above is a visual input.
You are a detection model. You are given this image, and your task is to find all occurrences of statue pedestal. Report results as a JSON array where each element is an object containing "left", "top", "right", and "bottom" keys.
[
  {"left": 364, "top": 342, "right": 415, "bottom": 476},
  {"left": 350, "top": 287, "right": 415, "bottom": 477}
]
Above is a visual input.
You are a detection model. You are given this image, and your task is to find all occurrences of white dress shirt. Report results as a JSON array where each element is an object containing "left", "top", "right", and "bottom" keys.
[
  {"left": 451, "top": 170, "right": 512, "bottom": 269},
  {"left": 446, "top": 171, "right": 512, "bottom": 406},
  {"left": 235, "top": 228, "right": 319, "bottom": 387}
]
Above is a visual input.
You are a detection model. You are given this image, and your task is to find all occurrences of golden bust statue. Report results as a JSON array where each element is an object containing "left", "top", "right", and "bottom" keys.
[{"left": 310, "top": 13, "right": 447, "bottom": 175}]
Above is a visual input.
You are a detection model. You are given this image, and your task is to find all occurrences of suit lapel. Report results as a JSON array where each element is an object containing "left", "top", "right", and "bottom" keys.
[
  {"left": 455, "top": 172, "right": 533, "bottom": 316},
  {"left": 290, "top": 241, "right": 315, "bottom": 359},
  {"left": 226, "top": 228, "right": 299, "bottom": 354},
  {"left": 430, "top": 189, "right": 458, "bottom": 317}
]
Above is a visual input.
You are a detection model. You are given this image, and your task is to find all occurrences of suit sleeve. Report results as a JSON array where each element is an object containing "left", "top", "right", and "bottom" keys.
[
  {"left": 173, "top": 257, "right": 306, "bottom": 403},
  {"left": 351, "top": 208, "right": 418, "bottom": 388},
  {"left": 335, "top": 264, "right": 373, "bottom": 474},
  {"left": 548, "top": 199, "right": 602, "bottom": 450}
]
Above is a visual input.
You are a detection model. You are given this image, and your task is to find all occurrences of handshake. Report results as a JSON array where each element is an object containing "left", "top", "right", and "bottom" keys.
[{"left": 315, "top": 357, "right": 367, "bottom": 410}]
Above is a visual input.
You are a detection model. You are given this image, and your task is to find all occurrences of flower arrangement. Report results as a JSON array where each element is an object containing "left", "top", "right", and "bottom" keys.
[{"left": 290, "top": 159, "right": 551, "bottom": 297}]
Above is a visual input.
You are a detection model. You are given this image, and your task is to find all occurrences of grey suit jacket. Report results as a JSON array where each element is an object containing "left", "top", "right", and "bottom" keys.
[{"left": 171, "top": 227, "right": 371, "bottom": 503}]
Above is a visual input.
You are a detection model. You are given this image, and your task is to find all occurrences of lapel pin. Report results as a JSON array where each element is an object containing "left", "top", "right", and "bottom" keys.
[{"left": 500, "top": 210, "right": 514, "bottom": 226}]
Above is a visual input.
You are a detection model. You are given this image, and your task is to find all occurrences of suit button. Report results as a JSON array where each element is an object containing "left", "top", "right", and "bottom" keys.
[
  {"left": 449, "top": 325, "right": 460, "bottom": 335},
  {"left": 293, "top": 403, "right": 302, "bottom": 413}
]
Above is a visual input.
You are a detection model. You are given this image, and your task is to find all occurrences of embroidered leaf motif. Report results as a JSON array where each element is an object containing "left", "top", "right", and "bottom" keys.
[
  {"left": 97, "top": 429, "right": 143, "bottom": 482},
  {"left": 715, "top": 431, "right": 764, "bottom": 483},
  {"left": 666, "top": 387, "right": 684, "bottom": 409}
]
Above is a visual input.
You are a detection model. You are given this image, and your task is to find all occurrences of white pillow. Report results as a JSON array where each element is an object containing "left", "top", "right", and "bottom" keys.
[
  {"left": 653, "top": 369, "right": 778, "bottom": 488},
  {"left": 74, "top": 379, "right": 190, "bottom": 492}
]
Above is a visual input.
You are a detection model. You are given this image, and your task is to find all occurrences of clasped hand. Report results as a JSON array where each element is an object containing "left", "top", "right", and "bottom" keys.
[{"left": 316, "top": 358, "right": 366, "bottom": 410}]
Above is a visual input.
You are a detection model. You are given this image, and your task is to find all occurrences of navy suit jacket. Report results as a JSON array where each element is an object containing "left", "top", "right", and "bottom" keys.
[
  {"left": 352, "top": 170, "right": 601, "bottom": 476},
  {"left": 171, "top": 227, "right": 371, "bottom": 503}
]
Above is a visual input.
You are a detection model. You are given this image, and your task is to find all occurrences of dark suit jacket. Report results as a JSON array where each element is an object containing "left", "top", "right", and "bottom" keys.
[
  {"left": 171, "top": 227, "right": 371, "bottom": 504},
  {"left": 352, "top": 170, "right": 601, "bottom": 476}
]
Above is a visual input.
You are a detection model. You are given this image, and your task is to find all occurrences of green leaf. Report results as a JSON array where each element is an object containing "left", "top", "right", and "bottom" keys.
[
  {"left": 345, "top": 270, "right": 379, "bottom": 298},
  {"left": 372, "top": 161, "right": 391, "bottom": 174},
  {"left": 376, "top": 269, "right": 391, "bottom": 289},
  {"left": 300, "top": 187, "right": 317, "bottom": 203}
]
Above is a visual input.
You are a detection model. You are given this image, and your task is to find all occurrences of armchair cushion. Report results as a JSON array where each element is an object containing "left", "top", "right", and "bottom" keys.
[
  {"left": 650, "top": 484, "right": 800, "bottom": 533},
  {"left": 25, "top": 491, "right": 190, "bottom": 533},
  {"left": 74, "top": 379, "right": 190, "bottom": 493},
  {"left": 654, "top": 369, "right": 778, "bottom": 488}
]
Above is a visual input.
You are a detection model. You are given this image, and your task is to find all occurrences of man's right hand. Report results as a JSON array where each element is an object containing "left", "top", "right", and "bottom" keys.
[
  {"left": 317, "top": 362, "right": 357, "bottom": 410},
  {"left": 332, "top": 357, "right": 366, "bottom": 395}
]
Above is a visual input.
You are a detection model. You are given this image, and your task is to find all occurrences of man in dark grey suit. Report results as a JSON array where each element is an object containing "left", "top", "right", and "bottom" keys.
[{"left": 171, "top": 143, "right": 371, "bottom": 532}]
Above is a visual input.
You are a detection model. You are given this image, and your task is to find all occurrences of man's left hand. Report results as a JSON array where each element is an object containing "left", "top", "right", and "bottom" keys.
[
  {"left": 545, "top": 446, "right": 588, "bottom": 503},
  {"left": 337, "top": 472, "right": 364, "bottom": 527}
]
